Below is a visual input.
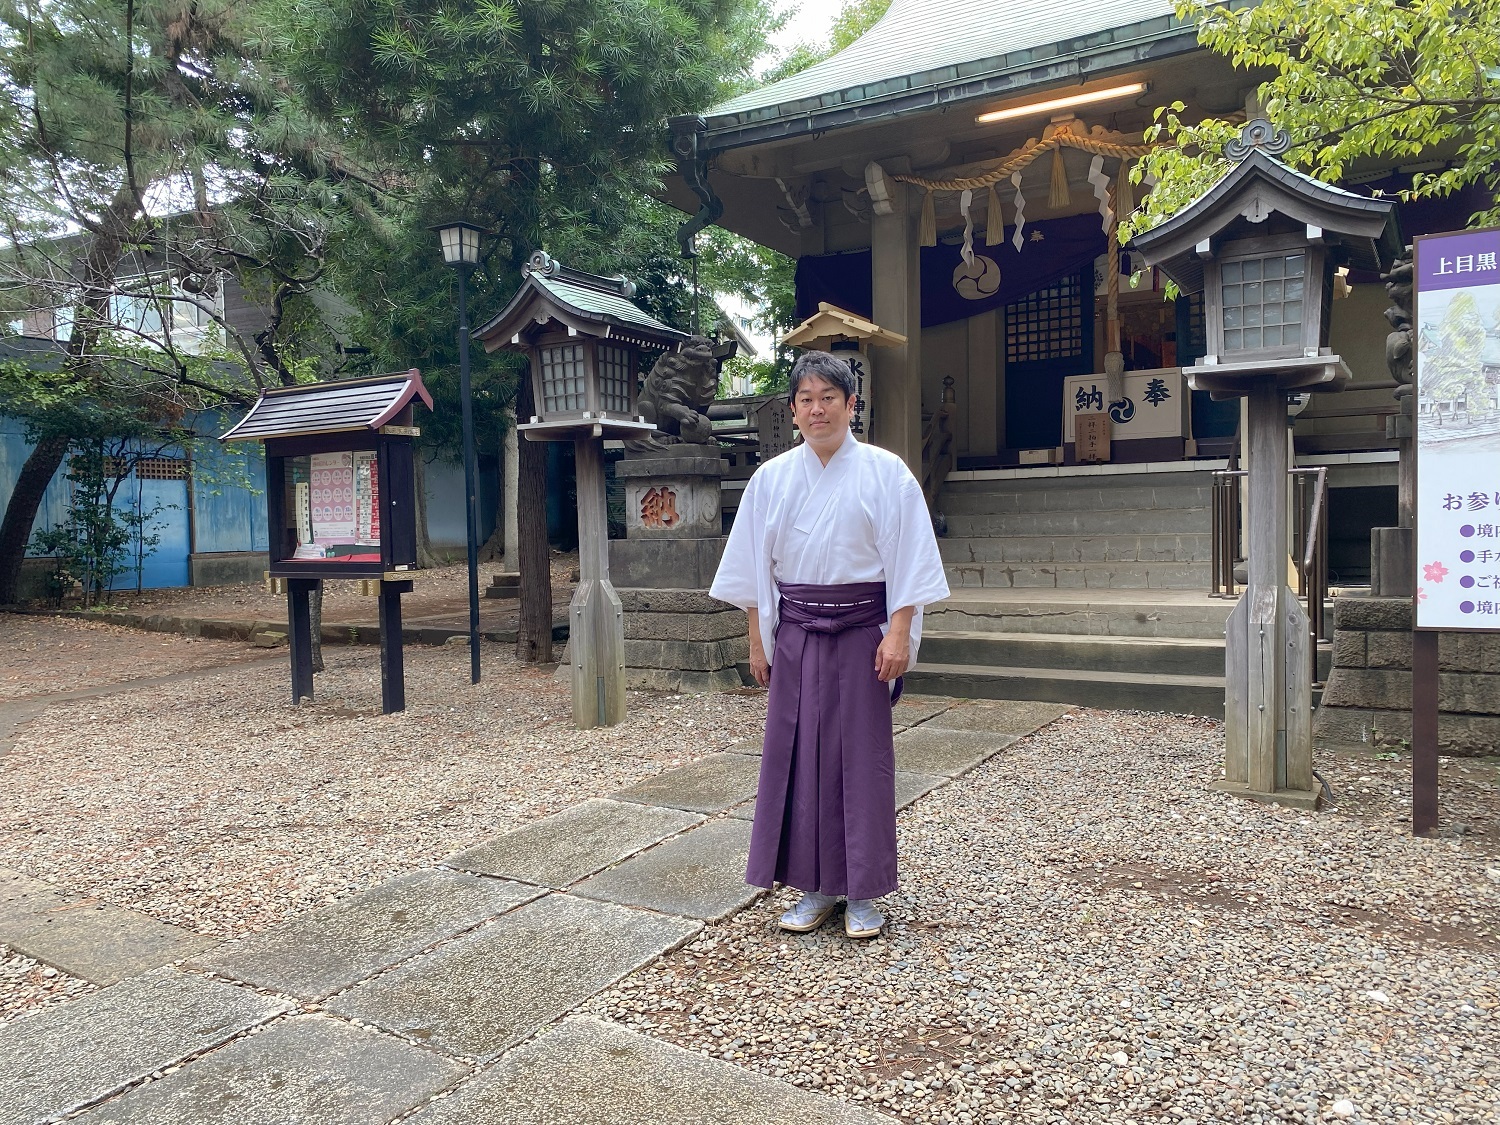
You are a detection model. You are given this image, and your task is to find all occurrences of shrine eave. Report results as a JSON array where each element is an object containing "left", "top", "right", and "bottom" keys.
[
  {"left": 691, "top": 12, "right": 1201, "bottom": 154},
  {"left": 474, "top": 274, "right": 687, "bottom": 353},
  {"left": 220, "top": 371, "right": 432, "bottom": 443}
]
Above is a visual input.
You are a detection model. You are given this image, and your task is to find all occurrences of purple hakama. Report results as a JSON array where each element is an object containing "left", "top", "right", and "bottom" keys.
[{"left": 745, "top": 580, "right": 902, "bottom": 900}]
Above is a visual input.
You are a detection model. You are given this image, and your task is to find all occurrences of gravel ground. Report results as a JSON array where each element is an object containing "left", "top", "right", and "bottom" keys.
[
  {"left": 0, "top": 615, "right": 264, "bottom": 701},
  {"left": 0, "top": 628, "right": 765, "bottom": 956},
  {"left": 590, "top": 709, "right": 1500, "bottom": 1125},
  {"left": 0, "top": 947, "right": 94, "bottom": 1028}
]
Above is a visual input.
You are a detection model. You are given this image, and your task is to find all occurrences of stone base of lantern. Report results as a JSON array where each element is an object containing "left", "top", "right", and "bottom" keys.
[
  {"left": 618, "top": 587, "right": 749, "bottom": 693},
  {"left": 553, "top": 585, "right": 748, "bottom": 692},
  {"left": 568, "top": 444, "right": 749, "bottom": 693}
]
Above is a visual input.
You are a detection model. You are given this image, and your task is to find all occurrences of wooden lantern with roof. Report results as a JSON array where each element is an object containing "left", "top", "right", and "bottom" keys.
[
  {"left": 220, "top": 370, "right": 433, "bottom": 713},
  {"left": 476, "top": 251, "right": 687, "bottom": 440},
  {"left": 1130, "top": 120, "right": 1399, "bottom": 811},
  {"left": 475, "top": 252, "right": 688, "bottom": 730}
]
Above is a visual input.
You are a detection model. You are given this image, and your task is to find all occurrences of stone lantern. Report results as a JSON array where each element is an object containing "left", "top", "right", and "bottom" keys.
[
  {"left": 1130, "top": 120, "right": 1399, "bottom": 808},
  {"left": 475, "top": 251, "right": 687, "bottom": 728}
]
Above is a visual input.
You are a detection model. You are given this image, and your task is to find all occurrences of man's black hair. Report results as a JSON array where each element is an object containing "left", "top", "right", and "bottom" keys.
[{"left": 788, "top": 350, "right": 856, "bottom": 401}]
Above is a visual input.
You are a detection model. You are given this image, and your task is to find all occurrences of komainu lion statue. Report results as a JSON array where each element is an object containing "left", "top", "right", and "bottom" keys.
[{"left": 627, "top": 334, "right": 719, "bottom": 452}]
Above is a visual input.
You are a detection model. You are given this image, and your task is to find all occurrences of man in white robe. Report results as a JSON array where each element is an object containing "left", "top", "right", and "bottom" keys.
[{"left": 711, "top": 351, "right": 949, "bottom": 939}]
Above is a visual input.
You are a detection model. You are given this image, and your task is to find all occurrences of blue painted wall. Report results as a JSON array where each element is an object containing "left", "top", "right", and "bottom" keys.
[
  {"left": 108, "top": 471, "right": 190, "bottom": 591},
  {"left": 192, "top": 417, "right": 268, "bottom": 554},
  {"left": 424, "top": 455, "right": 498, "bottom": 551}
]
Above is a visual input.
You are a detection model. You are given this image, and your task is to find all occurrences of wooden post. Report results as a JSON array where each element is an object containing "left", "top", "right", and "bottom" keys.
[
  {"left": 569, "top": 437, "right": 625, "bottom": 729},
  {"left": 1411, "top": 628, "right": 1440, "bottom": 835},
  {"left": 1245, "top": 382, "right": 1286, "bottom": 795},
  {"left": 1217, "top": 381, "right": 1317, "bottom": 808},
  {"left": 378, "top": 579, "right": 413, "bottom": 714},
  {"left": 287, "top": 578, "right": 317, "bottom": 704}
]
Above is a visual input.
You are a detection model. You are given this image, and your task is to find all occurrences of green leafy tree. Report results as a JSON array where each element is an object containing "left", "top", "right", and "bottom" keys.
[
  {"left": 1126, "top": 0, "right": 1500, "bottom": 238},
  {"left": 0, "top": 0, "right": 374, "bottom": 603},
  {"left": 287, "top": 0, "right": 776, "bottom": 659}
]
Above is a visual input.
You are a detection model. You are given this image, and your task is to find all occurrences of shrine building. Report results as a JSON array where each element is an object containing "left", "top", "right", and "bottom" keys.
[{"left": 662, "top": 0, "right": 1485, "bottom": 712}]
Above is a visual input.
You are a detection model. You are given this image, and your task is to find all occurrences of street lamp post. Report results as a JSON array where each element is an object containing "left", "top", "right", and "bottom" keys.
[{"left": 435, "top": 220, "right": 485, "bottom": 684}]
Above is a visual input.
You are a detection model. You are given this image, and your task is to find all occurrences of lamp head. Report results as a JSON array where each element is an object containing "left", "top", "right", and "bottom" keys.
[{"left": 433, "top": 220, "right": 484, "bottom": 268}]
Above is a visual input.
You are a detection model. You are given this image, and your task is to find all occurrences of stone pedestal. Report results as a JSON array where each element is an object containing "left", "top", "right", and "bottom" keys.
[
  {"left": 607, "top": 446, "right": 748, "bottom": 692},
  {"left": 1369, "top": 526, "right": 1414, "bottom": 597},
  {"left": 1313, "top": 595, "right": 1500, "bottom": 756}
]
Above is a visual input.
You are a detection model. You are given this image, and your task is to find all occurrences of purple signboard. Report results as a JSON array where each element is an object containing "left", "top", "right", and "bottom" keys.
[{"left": 1414, "top": 227, "right": 1500, "bottom": 630}]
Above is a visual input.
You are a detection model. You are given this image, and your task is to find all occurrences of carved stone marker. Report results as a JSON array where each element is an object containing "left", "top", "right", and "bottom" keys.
[{"left": 610, "top": 444, "right": 747, "bottom": 691}]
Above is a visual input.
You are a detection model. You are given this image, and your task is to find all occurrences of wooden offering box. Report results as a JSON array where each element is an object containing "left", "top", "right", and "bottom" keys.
[{"left": 221, "top": 372, "right": 433, "bottom": 580}]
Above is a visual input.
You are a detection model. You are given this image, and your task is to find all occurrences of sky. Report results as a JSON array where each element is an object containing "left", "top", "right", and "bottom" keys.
[{"left": 769, "top": 0, "right": 848, "bottom": 51}]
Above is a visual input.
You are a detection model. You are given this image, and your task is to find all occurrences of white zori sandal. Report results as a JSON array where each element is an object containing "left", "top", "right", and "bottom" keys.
[
  {"left": 843, "top": 899, "right": 886, "bottom": 939},
  {"left": 778, "top": 891, "right": 837, "bottom": 933}
]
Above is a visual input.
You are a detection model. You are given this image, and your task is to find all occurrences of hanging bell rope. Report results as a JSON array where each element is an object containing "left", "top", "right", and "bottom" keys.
[
  {"left": 1115, "top": 159, "right": 1136, "bottom": 223},
  {"left": 1048, "top": 146, "right": 1071, "bottom": 209},
  {"left": 919, "top": 189, "right": 937, "bottom": 247}
]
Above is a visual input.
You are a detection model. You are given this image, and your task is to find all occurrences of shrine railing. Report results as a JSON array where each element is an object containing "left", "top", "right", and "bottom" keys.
[
  {"left": 1210, "top": 464, "right": 1331, "bottom": 686},
  {"left": 921, "top": 404, "right": 955, "bottom": 511}
]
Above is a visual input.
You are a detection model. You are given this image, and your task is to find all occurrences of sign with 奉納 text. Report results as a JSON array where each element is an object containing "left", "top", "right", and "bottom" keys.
[{"left": 1414, "top": 226, "right": 1500, "bottom": 630}]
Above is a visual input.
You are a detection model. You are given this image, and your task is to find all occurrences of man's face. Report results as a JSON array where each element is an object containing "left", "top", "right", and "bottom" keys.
[{"left": 789, "top": 374, "right": 855, "bottom": 446}]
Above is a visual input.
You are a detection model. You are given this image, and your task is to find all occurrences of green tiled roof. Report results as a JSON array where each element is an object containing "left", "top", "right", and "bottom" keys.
[
  {"left": 708, "top": 0, "right": 1188, "bottom": 133},
  {"left": 534, "top": 275, "right": 681, "bottom": 338}
]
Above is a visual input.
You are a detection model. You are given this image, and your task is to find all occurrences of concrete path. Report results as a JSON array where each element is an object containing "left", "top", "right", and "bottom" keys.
[{"left": 0, "top": 696, "right": 1069, "bottom": 1125}]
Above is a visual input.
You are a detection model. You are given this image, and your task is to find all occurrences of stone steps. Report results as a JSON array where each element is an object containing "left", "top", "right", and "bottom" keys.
[
  {"left": 904, "top": 660, "right": 1226, "bottom": 718},
  {"left": 942, "top": 507, "right": 1210, "bottom": 538},
  {"left": 943, "top": 561, "right": 1212, "bottom": 590},
  {"left": 939, "top": 534, "right": 1213, "bottom": 565},
  {"left": 939, "top": 476, "right": 1213, "bottom": 515},
  {"left": 920, "top": 630, "right": 1224, "bottom": 677},
  {"left": 935, "top": 469, "right": 1215, "bottom": 592},
  {"left": 926, "top": 591, "right": 1235, "bottom": 639}
]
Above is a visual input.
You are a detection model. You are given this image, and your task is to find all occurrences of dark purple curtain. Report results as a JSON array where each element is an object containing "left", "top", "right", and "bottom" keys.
[{"left": 794, "top": 213, "right": 1108, "bottom": 329}]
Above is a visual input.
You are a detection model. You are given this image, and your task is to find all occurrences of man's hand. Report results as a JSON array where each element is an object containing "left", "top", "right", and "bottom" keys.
[
  {"left": 876, "top": 606, "right": 917, "bottom": 683},
  {"left": 875, "top": 630, "right": 910, "bottom": 682},
  {"left": 749, "top": 641, "right": 772, "bottom": 687},
  {"left": 748, "top": 607, "right": 771, "bottom": 688}
]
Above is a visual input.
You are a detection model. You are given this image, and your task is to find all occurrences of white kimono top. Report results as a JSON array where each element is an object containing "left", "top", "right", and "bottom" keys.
[{"left": 710, "top": 433, "right": 951, "bottom": 662}]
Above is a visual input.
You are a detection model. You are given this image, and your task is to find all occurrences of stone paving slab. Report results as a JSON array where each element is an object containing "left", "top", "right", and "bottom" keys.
[
  {"left": 893, "top": 727, "right": 1017, "bottom": 778},
  {"left": 922, "top": 699, "right": 1072, "bottom": 735},
  {"left": 5, "top": 901, "right": 216, "bottom": 986},
  {"left": 894, "top": 770, "right": 947, "bottom": 809},
  {"left": 727, "top": 770, "right": 947, "bottom": 822},
  {"left": 75, "top": 1015, "right": 466, "bottom": 1124},
  {"left": 405, "top": 1016, "right": 889, "bottom": 1125},
  {"left": 0, "top": 968, "right": 289, "bottom": 1125},
  {"left": 892, "top": 698, "right": 957, "bottom": 727},
  {"left": 194, "top": 868, "right": 538, "bottom": 1000},
  {"left": 326, "top": 894, "right": 698, "bottom": 1062},
  {"left": 725, "top": 737, "right": 762, "bottom": 756},
  {"left": 610, "top": 754, "right": 762, "bottom": 814},
  {"left": 0, "top": 867, "right": 69, "bottom": 930},
  {"left": 444, "top": 799, "right": 703, "bottom": 889},
  {"left": 572, "top": 818, "right": 759, "bottom": 921}
]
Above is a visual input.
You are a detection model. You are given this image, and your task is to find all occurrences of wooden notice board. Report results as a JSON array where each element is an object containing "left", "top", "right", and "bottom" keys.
[{"left": 1075, "top": 412, "right": 1112, "bottom": 462}]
